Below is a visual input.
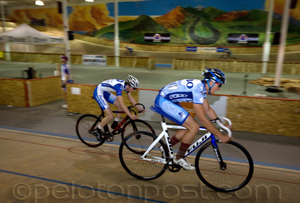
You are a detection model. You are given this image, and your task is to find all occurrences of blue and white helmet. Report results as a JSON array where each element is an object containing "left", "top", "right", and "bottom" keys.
[{"left": 202, "top": 68, "right": 226, "bottom": 84}]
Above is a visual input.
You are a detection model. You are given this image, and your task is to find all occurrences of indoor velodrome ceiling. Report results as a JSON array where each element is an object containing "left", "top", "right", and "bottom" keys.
[{"left": 0, "top": 0, "right": 143, "bottom": 17}]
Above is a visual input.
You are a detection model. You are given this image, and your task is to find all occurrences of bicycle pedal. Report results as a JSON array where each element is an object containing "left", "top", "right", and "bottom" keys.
[{"left": 105, "top": 134, "right": 114, "bottom": 142}]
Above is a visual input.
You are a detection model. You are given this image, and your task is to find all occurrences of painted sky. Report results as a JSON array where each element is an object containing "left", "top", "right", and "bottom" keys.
[{"left": 107, "top": 0, "right": 265, "bottom": 16}]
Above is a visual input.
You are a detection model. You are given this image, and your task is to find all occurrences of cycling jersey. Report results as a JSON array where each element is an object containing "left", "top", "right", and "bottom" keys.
[
  {"left": 94, "top": 79, "right": 126, "bottom": 110},
  {"left": 61, "top": 64, "right": 70, "bottom": 82},
  {"left": 159, "top": 79, "right": 207, "bottom": 104},
  {"left": 153, "top": 79, "right": 207, "bottom": 125},
  {"left": 99, "top": 79, "right": 126, "bottom": 96},
  {"left": 126, "top": 47, "right": 133, "bottom": 52}
]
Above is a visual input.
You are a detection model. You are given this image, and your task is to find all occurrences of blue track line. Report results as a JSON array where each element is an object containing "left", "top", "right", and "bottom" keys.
[
  {"left": 0, "top": 169, "right": 168, "bottom": 203},
  {"left": 1, "top": 125, "right": 300, "bottom": 171}
]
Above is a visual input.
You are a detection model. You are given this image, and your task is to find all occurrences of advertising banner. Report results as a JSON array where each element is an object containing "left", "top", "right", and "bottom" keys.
[
  {"left": 186, "top": 47, "right": 197, "bottom": 52},
  {"left": 197, "top": 47, "right": 217, "bottom": 53},
  {"left": 82, "top": 55, "right": 107, "bottom": 66},
  {"left": 227, "top": 33, "right": 259, "bottom": 44},
  {"left": 144, "top": 33, "right": 170, "bottom": 43}
]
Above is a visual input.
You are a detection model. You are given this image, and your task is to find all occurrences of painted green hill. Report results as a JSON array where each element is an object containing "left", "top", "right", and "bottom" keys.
[
  {"left": 91, "top": 7, "right": 300, "bottom": 46},
  {"left": 184, "top": 7, "right": 226, "bottom": 21},
  {"left": 94, "top": 15, "right": 169, "bottom": 43}
]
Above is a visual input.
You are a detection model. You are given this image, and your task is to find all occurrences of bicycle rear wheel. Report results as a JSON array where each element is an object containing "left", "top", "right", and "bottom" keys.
[
  {"left": 195, "top": 141, "right": 253, "bottom": 192},
  {"left": 76, "top": 114, "right": 105, "bottom": 147},
  {"left": 119, "top": 131, "right": 169, "bottom": 180}
]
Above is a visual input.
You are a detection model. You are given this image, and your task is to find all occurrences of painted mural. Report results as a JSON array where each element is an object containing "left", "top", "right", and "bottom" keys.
[{"left": 6, "top": 0, "right": 300, "bottom": 46}]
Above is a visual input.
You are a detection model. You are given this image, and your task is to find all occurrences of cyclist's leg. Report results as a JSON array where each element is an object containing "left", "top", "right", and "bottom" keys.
[
  {"left": 93, "top": 89, "right": 114, "bottom": 128},
  {"left": 102, "top": 92, "right": 120, "bottom": 128},
  {"left": 154, "top": 95, "right": 197, "bottom": 169},
  {"left": 100, "top": 108, "right": 114, "bottom": 127},
  {"left": 179, "top": 115, "right": 199, "bottom": 144},
  {"left": 112, "top": 96, "right": 122, "bottom": 120},
  {"left": 154, "top": 95, "right": 199, "bottom": 144}
]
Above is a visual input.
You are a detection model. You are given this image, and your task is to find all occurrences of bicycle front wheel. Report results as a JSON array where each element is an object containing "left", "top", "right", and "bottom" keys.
[
  {"left": 121, "top": 119, "right": 156, "bottom": 140},
  {"left": 119, "top": 131, "right": 169, "bottom": 180},
  {"left": 195, "top": 141, "right": 253, "bottom": 192},
  {"left": 76, "top": 114, "right": 105, "bottom": 147}
]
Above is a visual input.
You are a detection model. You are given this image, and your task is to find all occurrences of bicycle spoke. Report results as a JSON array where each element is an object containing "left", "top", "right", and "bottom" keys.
[
  {"left": 76, "top": 115, "right": 105, "bottom": 147},
  {"left": 196, "top": 141, "right": 253, "bottom": 192},
  {"left": 119, "top": 131, "right": 168, "bottom": 180}
]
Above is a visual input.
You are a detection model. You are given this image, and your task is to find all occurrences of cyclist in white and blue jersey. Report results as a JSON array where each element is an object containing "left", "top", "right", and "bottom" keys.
[
  {"left": 60, "top": 55, "right": 72, "bottom": 108},
  {"left": 93, "top": 75, "right": 144, "bottom": 136},
  {"left": 153, "top": 68, "right": 232, "bottom": 170},
  {"left": 126, "top": 46, "right": 133, "bottom": 53}
]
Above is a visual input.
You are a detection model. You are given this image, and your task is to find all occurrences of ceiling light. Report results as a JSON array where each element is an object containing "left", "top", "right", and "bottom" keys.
[
  {"left": 35, "top": 0, "right": 44, "bottom": 6},
  {"left": 85, "top": 0, "right": 94, "bottom": 2}
]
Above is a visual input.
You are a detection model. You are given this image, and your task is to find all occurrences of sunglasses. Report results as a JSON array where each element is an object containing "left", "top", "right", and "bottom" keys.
[
  {"left": 215, "top": 82, "right": 222, "bottom": 88},
  {"left": 131, "top": 87, "right": 137, "bottom": 90}
]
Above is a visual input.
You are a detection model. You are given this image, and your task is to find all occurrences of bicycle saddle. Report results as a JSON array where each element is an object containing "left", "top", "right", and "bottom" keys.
[{"left": 150, "top": 106, "right": 157, "bottom": 112}]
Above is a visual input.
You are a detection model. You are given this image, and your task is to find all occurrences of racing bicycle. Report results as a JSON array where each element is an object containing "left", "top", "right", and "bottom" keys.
[
  {"left": 119, "top": 107, "right": 254, "bottom": 192},
  {"left": 76, "top": 103, "right": 155, "bottom": 147}
]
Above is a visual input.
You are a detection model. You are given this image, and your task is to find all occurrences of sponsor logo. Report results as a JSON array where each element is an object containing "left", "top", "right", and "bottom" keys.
[
  {"left": 178, "top": 112, "right": 184, "bottom": 117},
  {"left": 169, "top": 94, "right": 188, "bottom": 100},
  {"left": 186, "top": 47, "right": 197, "bottom": 52}
]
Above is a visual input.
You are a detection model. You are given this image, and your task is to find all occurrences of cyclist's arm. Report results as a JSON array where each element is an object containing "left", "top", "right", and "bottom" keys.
[
  {"left": 117, "top": 95, "right": 137, "bottom": 120},
  {"left": 126, "top": 92, "right": 136, "bottom": 106},
  {"left": 194, "top": 102, "right": 231, "bottom": 143},
  {"left": 203, "top": 99, "right": 232, "bottom": 128},
  {"left": 202, "top": 99, "right": 218, "bottom": 120},
  {"left": 127, "top": 92, "right": 145, "bottom": 112}
]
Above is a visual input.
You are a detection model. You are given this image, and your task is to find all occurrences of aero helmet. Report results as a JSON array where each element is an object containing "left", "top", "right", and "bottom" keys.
[
  {"left": 126, "top": 75, "right": 139, "bottom": 88},
  {"left": 202, "top": 68, "right": 226, "bottom": 84}
]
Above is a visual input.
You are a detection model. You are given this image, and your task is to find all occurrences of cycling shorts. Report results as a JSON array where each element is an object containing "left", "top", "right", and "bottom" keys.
[
  {"left": 93, "top": 86, "right": 117, "bottom": 110},
  {"left": 154, "top": 94, "right": 189, "bottom": 125}
]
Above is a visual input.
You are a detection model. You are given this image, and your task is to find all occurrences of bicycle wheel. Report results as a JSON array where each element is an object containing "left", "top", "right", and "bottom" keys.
[
  {"left": 121, "top": 119, "right": 156, "bottom": 140},
  {"left": 76, "top": 114, "right": 105, "bottom": 147},
  {"left": 119, "top": 131, "right": 169, "bottom": 180},
  {"left": 195, "top": 141, "right": 253, "bottom": 192}
]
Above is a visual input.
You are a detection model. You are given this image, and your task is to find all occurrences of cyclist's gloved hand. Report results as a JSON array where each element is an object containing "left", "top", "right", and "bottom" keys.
[{"left": 219, "top": 134, "right": 233, "bottom": 143}]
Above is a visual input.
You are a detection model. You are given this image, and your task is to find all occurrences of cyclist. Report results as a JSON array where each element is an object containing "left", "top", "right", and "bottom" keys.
[
  {"left": 93, "top": 75, "right": 144, "bottom": 136},
  {"left": 224, "top": 48, "right": 232, "bottom": 59},
  {"left": 125, "top": 46, "right": 134, "bottom": 55},
  {"left": 152, "top": 68, "right": 232, "bottom": 170},
  {"left": 60, "top": 55, "right": 73, "bottom": 109}
]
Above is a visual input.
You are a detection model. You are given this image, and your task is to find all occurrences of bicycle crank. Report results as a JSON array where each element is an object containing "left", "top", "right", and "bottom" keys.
[
  {"left": 105, "top": 134, "right": 114, "bottom": 142},
  {"left": 166, "top": 158, "right": 181, "bottom": 172}
]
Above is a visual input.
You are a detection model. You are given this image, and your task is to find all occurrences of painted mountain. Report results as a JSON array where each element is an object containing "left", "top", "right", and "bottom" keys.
[
  {"left": 7, "top": 4, "right": 300, "bottom": 46},
  {"left": 92, "top": 6, "right": 300, "bottom": 46}
]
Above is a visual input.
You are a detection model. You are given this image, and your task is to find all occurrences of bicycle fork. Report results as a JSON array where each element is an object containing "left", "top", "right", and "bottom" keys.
[{"left": 211, "top": 136, "right": 226, "bottom": 170}]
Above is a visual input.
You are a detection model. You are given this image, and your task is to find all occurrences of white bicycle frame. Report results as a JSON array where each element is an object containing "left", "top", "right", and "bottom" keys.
[{"left": 140, "top": 117, "right": 232, "bottom": 165}]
